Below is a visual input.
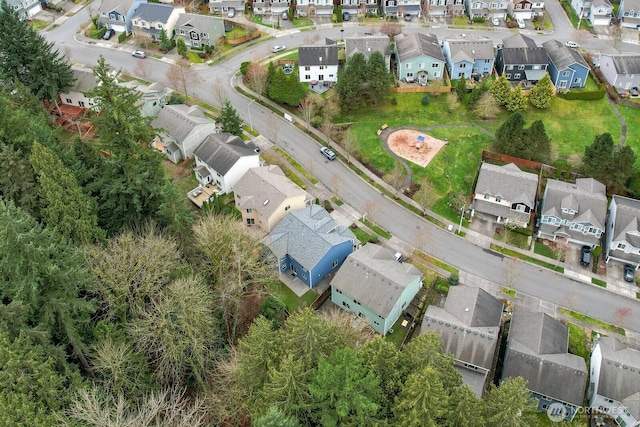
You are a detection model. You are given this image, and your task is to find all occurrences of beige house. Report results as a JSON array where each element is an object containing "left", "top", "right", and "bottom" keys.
[{"left": 234, "top": 165, "right": 312, "bottom": 232}]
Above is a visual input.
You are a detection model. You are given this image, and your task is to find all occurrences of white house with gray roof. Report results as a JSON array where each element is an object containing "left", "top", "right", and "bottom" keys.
[
  {"left": 234, "top": 165, "right": 312, "bottom": 232},
  {"left": 598, "top": 54, "right": 640, "bottom": 92},
  {"left": 571, "top": 0, "right": 613, "bottom": 25},
  {"left": 151, "top": 104, "right": 219, "bottom": 163},
  {"left": 175, "top": 14, "right": 225, "bottom": 49},
  {"left": 60, "top": 67, "right": 98, "bottom": 109},
  {"left": 209, "top": 0, "right": 245, "bottom": 14},
  {"left": 502, "top": 311, "right": 587, "bottom": 421},
  {"left": 345, "top": 35, "right": 392, "bottom": 71},
  {"left": 298, "top": 39, "right": 339, "bottom": 84},
  {"left": 420, "top": 286, "right": 503, "bottom": 398},
  {"left": 192, "top": 133, "right": 260, "bottom": 195},
  {"left": 262, "top": 204, "right": 357, "bottom": 288},
  {"left": 471, "top": 162, "right": 539, "bottom": 227},
  {"left": 7, "top": 0, "right": 42, "bottom": 19},
  {"left": 618, "top": 0, "right": 640, "bottom": 29},
  {"left": 605, "top": 195, "right": 640, "bottom": 268},
  {"left": 96, "top": 0, "right": 146, "bottom": 34},
  {"left": 442, "top": 37, "right": 495, "bottom": 80},
  {"left": 394, "top": 32, "right": 446, "bottom": 85},
  {"left": 538, "top": 178, "right": 607, "bottom": 248},
  {"left": 131, "top": 3, "right": 184, "bottom": 41},
  {"left": 589, "top": 336, "right": 640, "bottom": 427},
  {"left": 331, "top": 244, "right": 423, "bottom": 336},
  {"left": 118, "top": 81, "right": 166, "bottom": 118}
]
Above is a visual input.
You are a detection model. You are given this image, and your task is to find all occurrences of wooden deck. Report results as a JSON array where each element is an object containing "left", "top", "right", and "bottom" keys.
[{"left": 187, "top": 184, "right": 223, "bottom": 208}]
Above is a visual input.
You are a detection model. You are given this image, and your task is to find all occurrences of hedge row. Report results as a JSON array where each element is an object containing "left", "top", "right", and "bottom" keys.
[{"left": 557, "top": 84, "right": 606, "bottom": 100}]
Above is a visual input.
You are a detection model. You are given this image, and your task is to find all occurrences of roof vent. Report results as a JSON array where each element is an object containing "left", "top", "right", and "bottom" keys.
[
  {"left": 464, "top": 308, "right": 470, "bottom": 312},
  {"left": 263, "top": 200, "right": 269, "bottom": 206}
]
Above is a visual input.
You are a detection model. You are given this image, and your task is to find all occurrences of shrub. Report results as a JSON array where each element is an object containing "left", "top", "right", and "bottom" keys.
[
  {"left": 311, "top": 116, "right": 323, "bottom": 128},
  {"left": 240, "top": 61, "right": 250, "bottom": 76},
  {"left": 369, "top": 233, "right": 379, "bottom": 243},
  {"left": 260, "top": 296, "right": 288, "bottom": 328},
  {"left": 391, "top": 97, "right": 397, "bottom": 105},
  {"left": 117, "top": 32, "right": 126, "bottom": 43},
  {"left": 167, "top": 93, "right": 186, "bottom": 104},
  {"left": 472, "top": 17, "right": 486, "bottom": 23},
  {"left": 421, "top": 95, "right": 429, "bottom": 106},
  {"left": 556, "top": 84, "right": 606, "bottom": 100},
  {"left": 323, "top": 199, "right": 333, "bottom": 212}
]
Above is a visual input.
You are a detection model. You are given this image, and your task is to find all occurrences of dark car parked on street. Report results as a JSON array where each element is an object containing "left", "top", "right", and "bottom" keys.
[{"left": 580, "top": 246, "right": 592, "bottom": 267}]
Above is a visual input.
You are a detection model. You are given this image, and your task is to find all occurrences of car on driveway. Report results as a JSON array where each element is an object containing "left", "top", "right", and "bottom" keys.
[
  {"left": 565, "top": 41, "right": 579, "bottom": 48},
  {"left": 132, "top": 50, "right": 146, "bottom": 58},
  {"left": 580, "top": 246, "right": 592, "bottom": 267},
  {"left": 227, "top": 8, "right": 236, "bottom": 17},
  {"left": 517, "top": 18, "right": 525, "bottom": 29},
  {"left": 624, "top": 264, "right": 635, "bottom": 283},
  {"left": 404, "top": 13, "right": 412, "bottom": 21},
  {"left": 320, "top": 146, "right": 336, "bottom": 160},
  {"left": 272, "top": 45, "right": 286, "bottom": 53},
  {"left": 492, "top": 17, "right": 499, "bottom": 26},
  {"left": 102, "top": 29, "right": 115, "bottom": 40}
]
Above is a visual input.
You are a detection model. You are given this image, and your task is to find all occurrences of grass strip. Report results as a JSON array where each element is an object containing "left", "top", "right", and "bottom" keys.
[
  {"left": 490, "top": 244, "right": 564, "bottom": 273},
  {"left": 413, "top": 249, "right": 459, "bottom": 275},
  {"left": 502, "top": 287, "right": 516, "bottom": 297},
  {"left": 273, "top": 147, "right": 318, "bottom": 184},
  {"left": 361, "top": 217, "right": 391, "bottom": 239},
  {"left": 591, "top": 278, "right": 607, "bottom": 288},
  {"left": 561, "top": 308, "right": 625, "bottom": 336}
]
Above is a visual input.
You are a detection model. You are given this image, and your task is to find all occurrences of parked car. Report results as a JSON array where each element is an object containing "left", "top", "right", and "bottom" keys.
[
  {"left": 131, "top": 50, "right": 146, "bottom": 58},
  {"left": 342, "top": 11, "right": 350, "bottom": 21},
  {"left": 565, "top": 41, "right": 579, "bottom": 48},
  {"left": 404, "top": 13, "right": 412, "bottom": 22},
  {"left": 580, "top": 246, "right": 592, "bottom": 267},
  {"left": 631, "top": 87, "right": 639, "bottom": 97},
  {"left": 517, "top": 18, "right": 525, "bottom": 29},
  {"left": 227, "top": 8, "right": 236, "bottom": 17},
  {"left": 272, "top": 45, "right": 286, "bottom": 53},
  {"left": 492, "top": 17, "right": 499, "bottom": 26},
  {"left": 282, "top": 11, "right": 288, "bottom": 20},
  {"left": 320, "top": 146, "right": 336, "bottom": 160},
  {"left": 624, "top": 264, "right": 635, "bottom": 283},
  {"left": 102, "top": 29, "right": 115, "bottom": 40}
]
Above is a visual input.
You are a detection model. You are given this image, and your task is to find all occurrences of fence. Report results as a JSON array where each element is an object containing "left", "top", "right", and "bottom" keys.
[
  {"left": 310, "top": 286, "right": 331, "bottom": 310},
  {"left": 481, "top": 150, "right": 543, "bottom": 172},
  {"left": 226, "top": 27, "right": 260, "bottom": 46}
]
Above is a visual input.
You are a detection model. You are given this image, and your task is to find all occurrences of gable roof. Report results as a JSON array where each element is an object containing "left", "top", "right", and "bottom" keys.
[
  {"left": 151, "top": 104, "right": 212, "bottom": 142},
  {"left": 98, "top": 0, "right": 136, "bottom": 14},
  {"left": 601, "top": 54, "right": 640, "bottom": 76},
  {"left": 503, "top": 311, "right": 587, "bottom": 406},
  {"left": 192, "top": 133, "right": 258, "bottom": 176},
  {"left": 443, "top": 286, "right": 504, "bottom": 327},
  {"left": 175, "top": 13, "right": 223, "bottom": 32},
  {"left": 612, "top": 196, "right": 640, "bottom": 248},
  {"left": 594, "top": 336, "right": 640, "bottom": 418},
  {"left": 475, "top": 162, "right": 538, "bottom": 207},
  {"left": 234, "top": 165, "right": 311, "bottom": 217},
  {"left": 541, "top": 178, "right": 607, "bottom": 231},
  {"left": 395, "top": 32, "right": 445, "bottom": 63},
  {"left": 543, "top": 39, "right": 589, "bottom": 71},
  {"left": 330, "top": 244, "right": 422, "bottom": 319},
  {"left": 263, "top": 204, "right": 356, "bottom": 271},
  {"left": 345, "top": 35, "right": 391, "bottom": 60},
  {"left": 298, "top": 39, "right": 339, "bottom": 67},
  {"left": 132, "top": 2, "right": 175, "bottom": 23},
  {"left": 445, "top": 38, "right": 495, "bottom": 62},
  {"left": 69, "top": 67, "right": 97, "bottom": 93},
  {"left": 592, "top": 0, "right": 612, "bottom": 7},
  {"left": 501, "top": 33, "right": 548, "bottom": 66}
]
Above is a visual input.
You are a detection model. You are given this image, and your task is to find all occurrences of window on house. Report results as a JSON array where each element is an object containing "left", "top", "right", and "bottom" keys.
[
  {"left": 342, "top": 301, "right": 350, "bottom": 309},
  {"left": 419, "top": 63, "right": 424, "bottom": 69},
  {"left": 305, "top": 75, "right": 311, "bottom": 80},
  {"left": 305, "top": 66, "right": 311, "bottom": 71},
  {"left": 574, "top": 78, "right": 582, "bottom": 83},
  {"left": 484, "top": 194, "right": 490, "bottom": 199},
  {"left": 285, "top": 205, "right": 291, "bottom": 211},
  {"left": 514, "top": 73, "right": 521, "bottom": 79},
  {"left": 562, "top": 71, "right": 571, "bottom": 77},
  {"left": 518, "top": 65, "right": 525, "bottom": 70},
  {"left": 432, "top": 63, "right": 439, "bottom": 68},
  {"left": 406, "top": 63, "right": 412, "bottom": 69},
  {"left": 246, "top": 208, "right": 252, "bottom": 213},
  {"left": 66, "top": 98, "right": 72, "bottom": 103},
  {"left": 496, "top": 197, "right": 501, "bottom": 202},
  {"left": 460, "top": 63, "right": 466, "bottom": 68},
  {"left": 246, "top": 218, "right": 255, "bottom": 225},
  {"left": 515, "top": 205, "right": 525, "bottom": 212},
  {"left": 507, "top": 65, "right": 514, "bottom": 70},
  {"left": 332, "top": 260, "right": 339, "bottom": 268},
  {"left": 506, "top": 73, "right": 511, "bottom": 79}
]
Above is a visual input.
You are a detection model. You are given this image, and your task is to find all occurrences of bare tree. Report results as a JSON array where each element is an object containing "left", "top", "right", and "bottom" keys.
[
  {"left": 614, "top": 307, "right": 632, "bottom": 329},
  {"left": 564, "top": 291, "right": 580, "bottom": 311},
  {"left": 298, "top": 93, "right": 321, "bottom": 131},
  {"left": 502, "top": 257, "right": 521, "bottom": 291},
  {"left": 133, "top": 59, "right": 152, "bottom": 81},
  {"left": 414, "top": 226, "right": 432, "bottom": 252},
  {"left": 362, "top": 199, "right": 381, "bottom": 224},
  {"left": 211, "top": 77, "right": 227, "bottom": 108},
  {"left": 165, "top": 60, "right": 203, "bottom": 97},
  {"left": 320, "top": 92, "right": 340, "bottom": 145},
  {"left": 446, "top": 92, "right": 460, "bottom": 113},
  {"left": 380, "top": 22, "right": 402, "bottom": 40},
  {"left": 384, "top": 162, "right": 407, "bottom": 199},
  {"left": 330, "top": 173, "right": 343, "bottom": 197},
  {"left": 414, "top": 177, "right": 438, "bottom": 215},
  {"left": 268, "top": 111, "right": 280, "bottom": 144},
  {"left": 341, "top": 128, "right": 359, "bottom": 164},
  {"left": 473, "top": 91, "right": 500, "bottom": 119},
  {"left": 244, "top": 62, "right": 268, "bottom": 102}
]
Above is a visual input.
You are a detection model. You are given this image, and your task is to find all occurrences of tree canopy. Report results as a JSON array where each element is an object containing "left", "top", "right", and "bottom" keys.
[
  {"left": 582, "top": 133, "right": 636, "bottom": 194},
  {"left": 494, "top": 113, "right": 551, "bottom": 162}
]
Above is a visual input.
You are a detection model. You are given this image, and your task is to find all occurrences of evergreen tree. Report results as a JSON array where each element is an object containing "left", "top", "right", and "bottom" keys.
[
  {"left": 583, "top": 133, "right": 637, "bottom": 194},
  {"left": 254, "top": 407, "right": 301, "bottom": 427},
  {"left": 482, "top": 377, "right": 537, "bottom": 426},
  {"left": 366, "top": 51, "right": 393, "bottom": 105},
  {"left": 220, "top": 99, "right": 243, "bottom": 136},
  {"left": 176, "top": 37, "right": 188, "bottom": 57},
  {"left": 491, "top": 74, "right": 511, "bottom": 106},
  {"left": 529, "top": 74, "right": 554, "bottom": 109},
  {"left": 494, "top": 112, "right": 526, "bottom": 155},
  {"left": 158, "top": 29, "right": 172, "bottom": 52},
  {"left": 526, "top": 119, "right": 551, "bottom": 162},
  {"left": 393, "top": 366, "right": 449, "bottom": 427},
  {"left": 281, "top": 70, "right": 307, "bottom": 107},
  {"left": 336, "top": 52, "right": 368, "bottom": 110},
  {"left": 456, "top": 75, "right": 468, "bottom": 98},
  {"left": 609, "top": 146, "right": 637, "bottom": 194},
  {"left": 505, "top": 84, "right": 528, "bottom": 112}
]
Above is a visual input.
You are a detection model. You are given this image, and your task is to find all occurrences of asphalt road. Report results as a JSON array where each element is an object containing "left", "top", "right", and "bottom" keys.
[{"left": 45, "top": 3, "right": 640, "bottom": 332}]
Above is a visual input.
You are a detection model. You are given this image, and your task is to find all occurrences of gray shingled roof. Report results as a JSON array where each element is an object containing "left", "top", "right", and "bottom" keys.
[
  {"left": 234, "top": 166, "right": 310, "bottom": 218},
  {"left": 444, "top": 286, "right": 504, "bottom": 327},
  {"left": 605, "top": 54, "right": 640, "bottom": 76},
  {"left": 611, "top": 196, "right": 640, "bottom": 246},
  {"left": 70, "top": 68, "right": 97, "bottom": 93},
  {"left": 543, "top": 39, "right": 589, "bottom": 71},
  {"left": 151, "top": 104, "right": 211, "bottom": 142},
  {"left": 595, "top": 336, "right": 640, "bottom": 418},
  {"left": 345, "top": 36, "right": 391, "bottom": 61},
  {"left": 395, "top": 32, "right": 445, "bottom": 63},
  {"left": 175, "top": 13, "right": 223, "bottom": 33},
  {"left": 298, "top": 40, "right": 339, "bottom": 67},
  {"left": 263, "top": 204, "right": 356, "bottom": 271},
  {"left": 501, "top": 34, "right": 547, "bottom": 66},
  {"left": 192, "top": 133, "right": 258, "bottom": 176},
  {"left": 330, "top": 244, "right": 422, "bottom": 318},
  {"left": 592, "top": 0, "right": 612, "bottom": 7},
  {"left": 98, "top": 0, "right": 135, "bottom": 15},
  {"left": 502, "top": 311, "right": 587, "bottom": 407},
  {"left": 445, "top": 38, "right": 494, "bottom": 63},
  {"left": 503, "top": 33, "right": 538, "bottom": 49},
  {"left": 132, "top": 3, "right": 175, "bottom": 23}
]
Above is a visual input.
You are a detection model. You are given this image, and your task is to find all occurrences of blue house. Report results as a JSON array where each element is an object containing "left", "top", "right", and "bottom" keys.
[
  {"left": 262, "top": 205, "right": 357, "bottom": 288},
  {"left": 97, "top": 0, "right": 147, "bottom": 35},
  {"left": 442, "top": 37, "right": 495, "bottom": 80},
  {"left": 543, "top": 40, "right": 590, "bottom": 89},
  {"left": 395, "top": 32, "right": 445, "bottom": 85},
  {"left": 495, "top": 34, "right": 548, "bottom": 86},
  {"left": 331, "top": 244, "right": 423, "bottom": 335}
]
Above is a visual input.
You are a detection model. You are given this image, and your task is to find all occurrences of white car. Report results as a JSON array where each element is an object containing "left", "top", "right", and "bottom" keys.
[
  {"left": 272, "top": 45, "right": 286, "bottom": 53},
  {"left": 227, "top": 8, "right": 235, "bottom": 17},
  {"left": 517, "top": 18, "right": 525, "bottom": 29},
  {"left": 565, "top": 41, "right": 580, "bottom": 48},
  {"left": 131, "top": 50, "right": 146, "bottom": 58},
  {"left": 320, "top": 146, "right": 336, "bottom": 161},
  {"left": 492, "top": 17, "right": 499, "bottom": 26}
]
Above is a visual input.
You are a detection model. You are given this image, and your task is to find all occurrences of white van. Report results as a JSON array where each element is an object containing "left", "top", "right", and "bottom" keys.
[{"left": 517, "top": 18, "right": 525, "bottom": 29}]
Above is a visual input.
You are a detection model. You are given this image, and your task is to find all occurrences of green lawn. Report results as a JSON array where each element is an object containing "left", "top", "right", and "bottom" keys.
[
  {"left": 534, "top": 241, "right": 558, "bottom": 259},
  {"left": 561, "top": 308, "right": 625, "bottom": 336},
  {"left": 567, "top": 322, "right": 590, "bottom": 363},
  {"left": 264, "top": 280, "right": 317, "bottom": 312},
  {"left": 617, "top": 104, "right": 640, "bottom": 167},
  {"left": 351, "top": 227, "right": 372, "bottom": 245}
]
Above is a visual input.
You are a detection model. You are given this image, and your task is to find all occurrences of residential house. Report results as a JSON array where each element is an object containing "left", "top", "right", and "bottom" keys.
[
  {"left": 118, "top": 81, "right": 166, "bottom": 118},
  {"left": 589, "top": 336, "right": 640, "bottom": 427},
  {"left": 442, "top": 37, "right": 495, "bottom": 80},
  {"left": 262, "top": 204, "right": 358, "bottom": 288},
  {"left": 131, "top": 3, "right": 184, "bottom": 41},
  {"left": 60, "top": 67, "right": 98, "bottom": 109},
  {"left": 598, "top": 54, "right": 640, "bottom": 91},
  {"left": 537, "top": 178, "right": 607, "bottom": 248},
  {"left": 508, "top": 0, "right": 545, "bottom": 19},
  {"left": 382, "top": 0, "right": 422, "bottom": 18},
  {"left": 150, "top": 104, "right": 219, "bottom": 163},
  {"left": 253, "top": 0, "right": 289, "bottom": 16},
  {"left": 234, "top": 165, "right": 313, "bottom": 232},
  {"left": 331, "top": 244, "right": 423, "bottom": 336},
  {"left": 543, "top": 39, "right": 590, "bottom": 89},
  {"left": 571, "top": 0, "right": 613, "bottom": 25},
  {"left": 96, "top": 0, "right": 146, "bottom": 34},
  {"left": 345, "top": 35, "right": 392, "bottom": 71},
  {"left": 341, "top": 0, "right": 378, "bottom": 16},
  {"left": 394, "top": 32, "right": 446, "bottom": 84},
  {"left": 501, "top": 311, "right": 587, "bottom": 421},
  {"left": 425, "top": 0, "right": 466, "bottom": 18},
  {"left": 495, "top": 33, "right": 549, "bottom": 85},
  {"left": 175, "top": 14, "right": 225, "bottom": 48},
  {"left": 7, "top": 0, "right": 42, "bottom": 19},
  {"left": 465, "top": 0, "right": 509, "bottom": 19},
  {"left": 471, "top": 162, "right": 539, "bottom": 227},
  {"left": 192, "top": 133, "right": 261, "bottom": 195},
  {"left": 298, "top": 39, "right": 339, "bottom": 83},
  {"left": 420, "top": 286, "right": 503, "bottom": 397},
  {"left": 618, "top": 0, "right": 640, "bottom": 29},
  {"left": 209, "top": 0, "right": 245, "bottom": 14},
  {"left": 296, "top": 0, "right": 333, "bottom": 17},
  {"left": 605, "top": 195, "right": 640, "bottom": 268}
]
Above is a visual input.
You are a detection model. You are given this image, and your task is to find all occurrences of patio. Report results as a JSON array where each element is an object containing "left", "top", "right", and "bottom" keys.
[{"left": 187, "top": 183, "right": 222, "bottom": 208}]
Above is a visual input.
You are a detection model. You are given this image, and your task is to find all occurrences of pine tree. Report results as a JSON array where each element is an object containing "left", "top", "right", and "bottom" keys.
[
  {"left": 220, "top": 99, "right": 243, "bottom": 135},
  {"left": 176, "top": 37, "right": 188, "bottom": 57},
  {"left": 526, "top": 119, "right": 551, "bottom": 161},
  {"left": 366, "top": 51, "right": 393, "bottom": 105},
  {"left": 529, "top": 73, "right": 554, "bottom": 109},
  {"left": 494, "top": 112, "right": 526, "bottom": 155},
  {"left": 505, "top": 84, "right": 528, "bottom": 112},
  {"left": 158, "top": 29, "right": 172, "bottom": 52},
  {"left": 490, "top": 74, "right": 511, "bottom": 106}
]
